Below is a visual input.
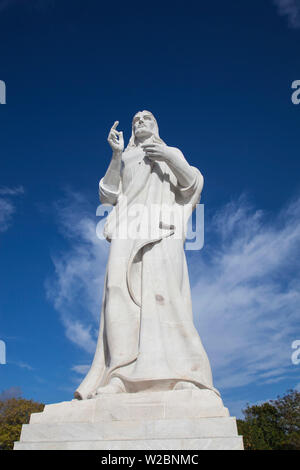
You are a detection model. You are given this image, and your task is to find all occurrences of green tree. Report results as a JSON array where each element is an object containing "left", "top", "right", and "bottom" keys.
[
  {"left": 0, "top": 398, "right": 44, "bottom": 450},
  {"left": 271, "top": 389, "right": 300, "bottom": 450},
  {"left": 237, "top": 390, "right": 300, "bottom": 450}
]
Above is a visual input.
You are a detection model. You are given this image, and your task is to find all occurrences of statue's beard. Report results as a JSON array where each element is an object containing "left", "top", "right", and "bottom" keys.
[
  {"left": 135, "top": 128, "right": 153, "bottom": 137},
  {"left": 134, "top": 130, "right": 154, "bottom": 143}
]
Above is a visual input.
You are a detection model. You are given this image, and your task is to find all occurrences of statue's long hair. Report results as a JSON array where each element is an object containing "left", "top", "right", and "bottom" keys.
[{"left": 124, "top": 110, "right": 166, "bottom": 152}]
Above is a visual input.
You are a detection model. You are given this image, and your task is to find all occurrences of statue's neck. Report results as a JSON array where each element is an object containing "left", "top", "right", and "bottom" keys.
[{"left": 135, "top": 135, "right": 155, "bottom": 147}]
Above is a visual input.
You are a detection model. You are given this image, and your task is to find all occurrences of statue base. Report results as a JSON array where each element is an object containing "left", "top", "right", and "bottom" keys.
[{"left": 14, "top": 389, "right": 243, "bottom": 450}]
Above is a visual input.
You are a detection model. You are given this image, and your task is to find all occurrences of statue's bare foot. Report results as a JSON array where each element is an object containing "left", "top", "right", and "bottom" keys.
[
  {"left": 89, "top": 377, "right": 126, "bottom": 398},
  {"left": 173, "top": 381, "right": 199, "bottom": 391}
]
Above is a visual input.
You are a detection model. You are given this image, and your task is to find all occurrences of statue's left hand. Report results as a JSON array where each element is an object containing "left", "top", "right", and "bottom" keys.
[{"left": 142, "top": 143, "right": 176, "bottom": 163}]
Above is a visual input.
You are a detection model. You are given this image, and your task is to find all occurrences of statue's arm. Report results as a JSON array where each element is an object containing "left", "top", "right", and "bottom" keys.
[
  {"left": 102, "top": 149, "right": 122, "bottom": 192},
  {"left": 164, "top": 147, "right": 203, "bottom": 190},
  {"left": 99, "top": 121, "right": 124, "bottom": 205},
  {"left": 99, "top": 152, "right": 122, "bottom": 205}
]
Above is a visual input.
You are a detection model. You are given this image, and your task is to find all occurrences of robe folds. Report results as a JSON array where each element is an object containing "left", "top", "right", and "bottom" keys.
[{"left": 75, "top": 147, "right": 219, "bottom": 399}]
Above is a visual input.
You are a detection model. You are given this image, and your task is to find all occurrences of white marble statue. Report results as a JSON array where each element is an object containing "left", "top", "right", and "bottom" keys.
[
  {"left": 15, "top": 111, "right": 243, "bottom": 450},
  {"left": 75, "top": 111, "right": 219, "bottom": 400}
]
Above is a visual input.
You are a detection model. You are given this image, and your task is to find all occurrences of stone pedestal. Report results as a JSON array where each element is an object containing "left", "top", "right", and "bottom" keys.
[{"left": 14, "top": 389, "right": 243, "bottom": 450}]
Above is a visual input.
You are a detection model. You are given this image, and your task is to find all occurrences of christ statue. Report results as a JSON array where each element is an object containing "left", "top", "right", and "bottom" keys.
[{"left": 75, "top": 111, "right": 219, "bottom": 400}]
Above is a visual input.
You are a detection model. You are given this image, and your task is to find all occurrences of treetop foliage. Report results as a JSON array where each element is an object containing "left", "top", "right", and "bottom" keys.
[
  {"left": 0, "top": 397, "right": 44, "bottom": 450},
  {"left": 237, "top": 389, "right": 300, "bottom": 450}
]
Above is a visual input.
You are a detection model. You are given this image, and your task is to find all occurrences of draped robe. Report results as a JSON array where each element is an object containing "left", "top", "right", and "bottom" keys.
[{"left": 75, "top": 147, "right": 218, "bottom": 399}]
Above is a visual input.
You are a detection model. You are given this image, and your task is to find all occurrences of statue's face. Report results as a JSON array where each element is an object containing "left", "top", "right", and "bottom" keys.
[{"left": 133, "top": 111, "right": 156, "bottom": 140}]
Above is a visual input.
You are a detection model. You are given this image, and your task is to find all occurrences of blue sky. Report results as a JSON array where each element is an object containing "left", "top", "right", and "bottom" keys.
[{"left": 0, "top": 0, "right": 300, "bottom": 418}]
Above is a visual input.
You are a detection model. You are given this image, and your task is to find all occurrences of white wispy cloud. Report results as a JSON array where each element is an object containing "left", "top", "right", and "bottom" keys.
[
  {"left": 191, "top": 194, "right": 300, "bottom": 391},
  {"left": 47, "top": 190, "right": 300, "bottom": 395},
  {"left": 12, "top": 361, "right": 34, "bottom": 371},
  {"left": 0, "top": 198, "right": 15, "bottom": 233},
  {"left": 45, "top": 190, "right": 109, "bottom": 354},
  {"left": 0, "top": 186, "right": 24, "bottom": 196},
  {"left": 71, "top": 364, "right": 90, "bottom": 375},
  {"left": 273, "top": 0, "right": 300, "bottom": 28},
  {"left": 0, "top": 185, "right": 24, "bottom": 233}
]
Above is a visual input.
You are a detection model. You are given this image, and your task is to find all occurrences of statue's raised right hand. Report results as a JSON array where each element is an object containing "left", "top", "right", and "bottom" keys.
[{"left": 107, "top": 121, "right": 124, "bottom": 153}]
